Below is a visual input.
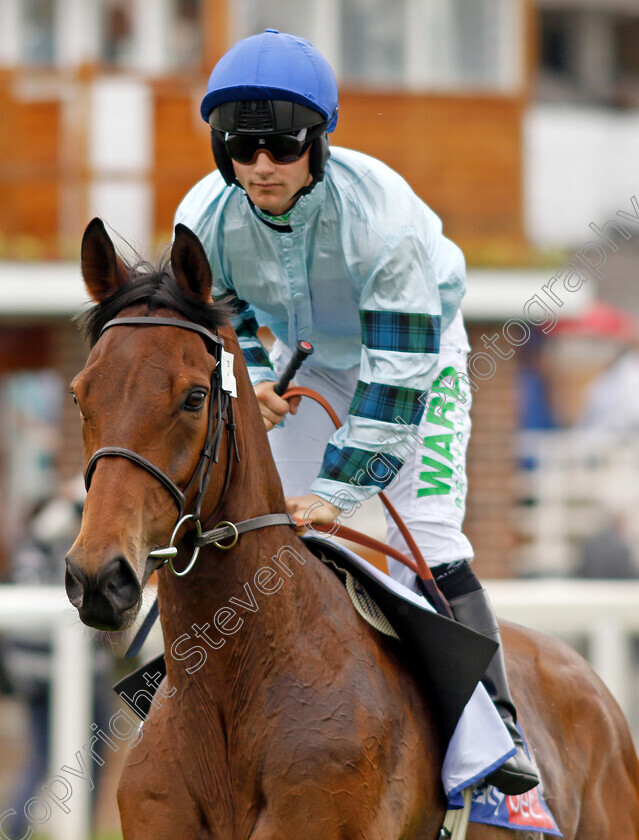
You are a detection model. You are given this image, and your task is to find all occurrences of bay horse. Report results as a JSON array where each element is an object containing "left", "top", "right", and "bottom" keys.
[{"left": 66, "top": 218, "right": 639, "bottom": 839}]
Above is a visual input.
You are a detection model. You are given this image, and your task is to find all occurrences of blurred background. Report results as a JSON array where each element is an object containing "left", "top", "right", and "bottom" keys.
[{"left": 1, "top": 0, "right": 639, "bottom": 837}]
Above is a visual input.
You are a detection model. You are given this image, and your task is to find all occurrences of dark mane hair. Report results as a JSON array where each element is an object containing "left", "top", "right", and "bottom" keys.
[{"left": 79, "top": 257, "right": 232, "bottom": 347}]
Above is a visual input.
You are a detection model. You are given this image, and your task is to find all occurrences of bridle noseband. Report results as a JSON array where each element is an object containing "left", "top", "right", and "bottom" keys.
[{"left": 84, "top": 315, "right": 241, "bottom": 575}]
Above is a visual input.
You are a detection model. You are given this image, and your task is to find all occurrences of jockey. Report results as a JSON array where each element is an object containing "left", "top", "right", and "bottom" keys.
[{"left": 175, "top": 28, "right": 538, "bottom": 796}]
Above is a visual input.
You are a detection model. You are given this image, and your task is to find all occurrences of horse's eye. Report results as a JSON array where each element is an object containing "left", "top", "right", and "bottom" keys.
[
  {"left": 70, "top": 390, "right": 78, "bottom": 407},
  {"left": 184, "top": 389, "right": 208, "bottom": 411}
]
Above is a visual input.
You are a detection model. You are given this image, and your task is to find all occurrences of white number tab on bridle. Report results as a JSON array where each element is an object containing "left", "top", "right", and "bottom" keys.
[{"left": 220, "top": 348, "right": 238, "bottom": 397}]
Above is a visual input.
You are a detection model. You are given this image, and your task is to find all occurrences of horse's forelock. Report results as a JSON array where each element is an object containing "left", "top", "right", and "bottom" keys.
[{"left": 78, "top": 258, "right": 231, "bottom": 347}]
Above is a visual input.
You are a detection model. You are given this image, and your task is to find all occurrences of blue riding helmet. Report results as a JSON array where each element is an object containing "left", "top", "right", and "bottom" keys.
[
  {"left": 200, "top": 29, "right": 339, "bottom": 187},
  {"left": 200, "top": 29, "right": 339, "bottom": 131}
]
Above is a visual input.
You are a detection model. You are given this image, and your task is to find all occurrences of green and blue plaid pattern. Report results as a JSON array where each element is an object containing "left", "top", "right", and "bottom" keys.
[
  {"left": 242, "top": 344, "right": 272, "bottom": 369},
  {"left": 235, "top": 312, "right": 261, "bottom": 339},
  {"left": 319, "top": 444, "right": 404, "bottom": 489},
  {"left": 360, "top": 310, "right": 441, "bottom": 353},
  {"left": 350, "top": 379, "right": 425, "bottom": 425},
  {"left": 232, "top": 300, "right": 274, "bottom": 372}
]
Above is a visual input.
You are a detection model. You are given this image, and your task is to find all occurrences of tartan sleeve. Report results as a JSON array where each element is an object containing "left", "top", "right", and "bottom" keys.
[
  {"left": 230, "top": 297, "right": 276, "bottom": 385},
  {"left": 310, "top": 228, "right": 446, "bottom": 509}
]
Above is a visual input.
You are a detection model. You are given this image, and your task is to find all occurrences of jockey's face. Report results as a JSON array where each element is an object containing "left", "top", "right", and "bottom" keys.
[{"left": 232, "top": 149, "right": 313, "bottom": 215}]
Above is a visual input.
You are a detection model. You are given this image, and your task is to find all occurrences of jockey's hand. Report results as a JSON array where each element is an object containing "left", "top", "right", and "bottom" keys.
[
  {"left": 254, "top": 380, "right": 302, "bottom": 431},
  {"left": 286, "top": 494, "right": 340, "bottom": 534}
]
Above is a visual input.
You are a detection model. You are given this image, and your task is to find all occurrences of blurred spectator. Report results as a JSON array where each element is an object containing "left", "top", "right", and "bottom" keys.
[
  {"left": 517, "top": 329, "right": 557, "bottom": 432},
  {"left": 551, "top": 300, "right": 639, "bottom": 432},
  {"left": 1, "top": 478, "right": 114, "bottom": 838},
  {"left": 516, "top": 330, "right": 557, "bottom": 478},
  {"left": 576, "top": 512, "right": 639, "bottom": 580},
  {"left": 578, "top": 349, "right": 639, "bottom": 434}
]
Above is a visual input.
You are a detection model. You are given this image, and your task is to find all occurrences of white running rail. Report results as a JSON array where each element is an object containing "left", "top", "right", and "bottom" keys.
[{"left": 0, "top": 586, "right": 92, "bottom": 840}]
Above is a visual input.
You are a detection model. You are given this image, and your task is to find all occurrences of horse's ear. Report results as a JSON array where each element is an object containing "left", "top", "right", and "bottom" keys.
[
  {"left": 81, "top": 218, "right": 129, "bottom": 302},
  {"left": 171, "top": 224, "right": 213, "bottom": 304}
]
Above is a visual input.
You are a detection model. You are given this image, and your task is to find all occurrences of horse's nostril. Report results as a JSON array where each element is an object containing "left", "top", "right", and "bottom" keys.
[
  {"left": 100, "top": 556, "right": 141, "bottom": 612},
  {"left": 64, "top": 554, "right": 141, "bottom": 629},
  {"left": 65, "top": 562, "right": 86, "bottom": 608}
]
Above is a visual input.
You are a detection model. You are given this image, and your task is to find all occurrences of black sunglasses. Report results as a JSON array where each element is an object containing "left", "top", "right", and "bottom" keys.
[{"left": 223, "top": 125, "right": 323, "bottom": 165}]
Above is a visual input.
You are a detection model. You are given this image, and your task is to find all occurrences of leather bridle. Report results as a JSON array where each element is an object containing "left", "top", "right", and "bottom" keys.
[{"left": 83, "top": 315, "right": 294, "bottom": 577}]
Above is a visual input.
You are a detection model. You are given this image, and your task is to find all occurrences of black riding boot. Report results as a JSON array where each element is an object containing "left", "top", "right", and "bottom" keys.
[{"left": 432, "top": 562, "right": 540, "bottom": 796}]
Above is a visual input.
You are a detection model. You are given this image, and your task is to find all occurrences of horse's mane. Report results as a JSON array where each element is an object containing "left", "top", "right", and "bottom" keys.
[{"left": 79, "top": 257, "right": 232, "bottom": 347}]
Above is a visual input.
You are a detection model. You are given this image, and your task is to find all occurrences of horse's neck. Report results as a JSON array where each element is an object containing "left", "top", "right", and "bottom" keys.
[
  {"left": 157, "top": 526, "right": 318, "bottom": 694},
  {"left": 156, "top": 328, "right": 324, "bottom": 692},
  {"left": 156, "top": 421, "right": 318, "bottom": 692}
]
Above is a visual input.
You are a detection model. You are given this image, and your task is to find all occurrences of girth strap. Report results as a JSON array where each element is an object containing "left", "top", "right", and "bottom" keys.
[{"left": 125, "top": 597, "right": 159, "bottom": 659}]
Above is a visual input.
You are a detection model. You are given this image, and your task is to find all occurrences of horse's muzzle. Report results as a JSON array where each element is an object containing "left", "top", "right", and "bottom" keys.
[{"left": 65, "top": 554, "right": 142, "bottom": 631}]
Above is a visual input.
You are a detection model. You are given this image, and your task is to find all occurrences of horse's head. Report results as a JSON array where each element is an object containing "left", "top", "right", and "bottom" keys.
[{"left": 65, "top": 219, "right": 231, "bottom": 630}]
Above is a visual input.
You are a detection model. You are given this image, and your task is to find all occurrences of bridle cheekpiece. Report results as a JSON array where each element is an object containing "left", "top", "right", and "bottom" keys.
[{"left": 83, "top": 315, "right": 241, "bottom": 576}]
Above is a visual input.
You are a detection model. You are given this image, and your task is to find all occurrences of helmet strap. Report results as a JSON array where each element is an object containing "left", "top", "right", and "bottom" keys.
[
  {"left": 210, "top": 130, "right": 239, "bottom": 186},
  {"left": 309, "top": 134, "right": 330, "bottom": 182}
]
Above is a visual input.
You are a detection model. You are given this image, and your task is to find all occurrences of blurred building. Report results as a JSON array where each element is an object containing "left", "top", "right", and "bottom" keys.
[{"left": 2, "top": 0, "right": 639, "bottom": 577}]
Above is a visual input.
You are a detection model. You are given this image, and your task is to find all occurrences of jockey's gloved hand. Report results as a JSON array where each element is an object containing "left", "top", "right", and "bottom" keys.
[{"left": 254, "top": 380, "right": 301, "bottom": 431}]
